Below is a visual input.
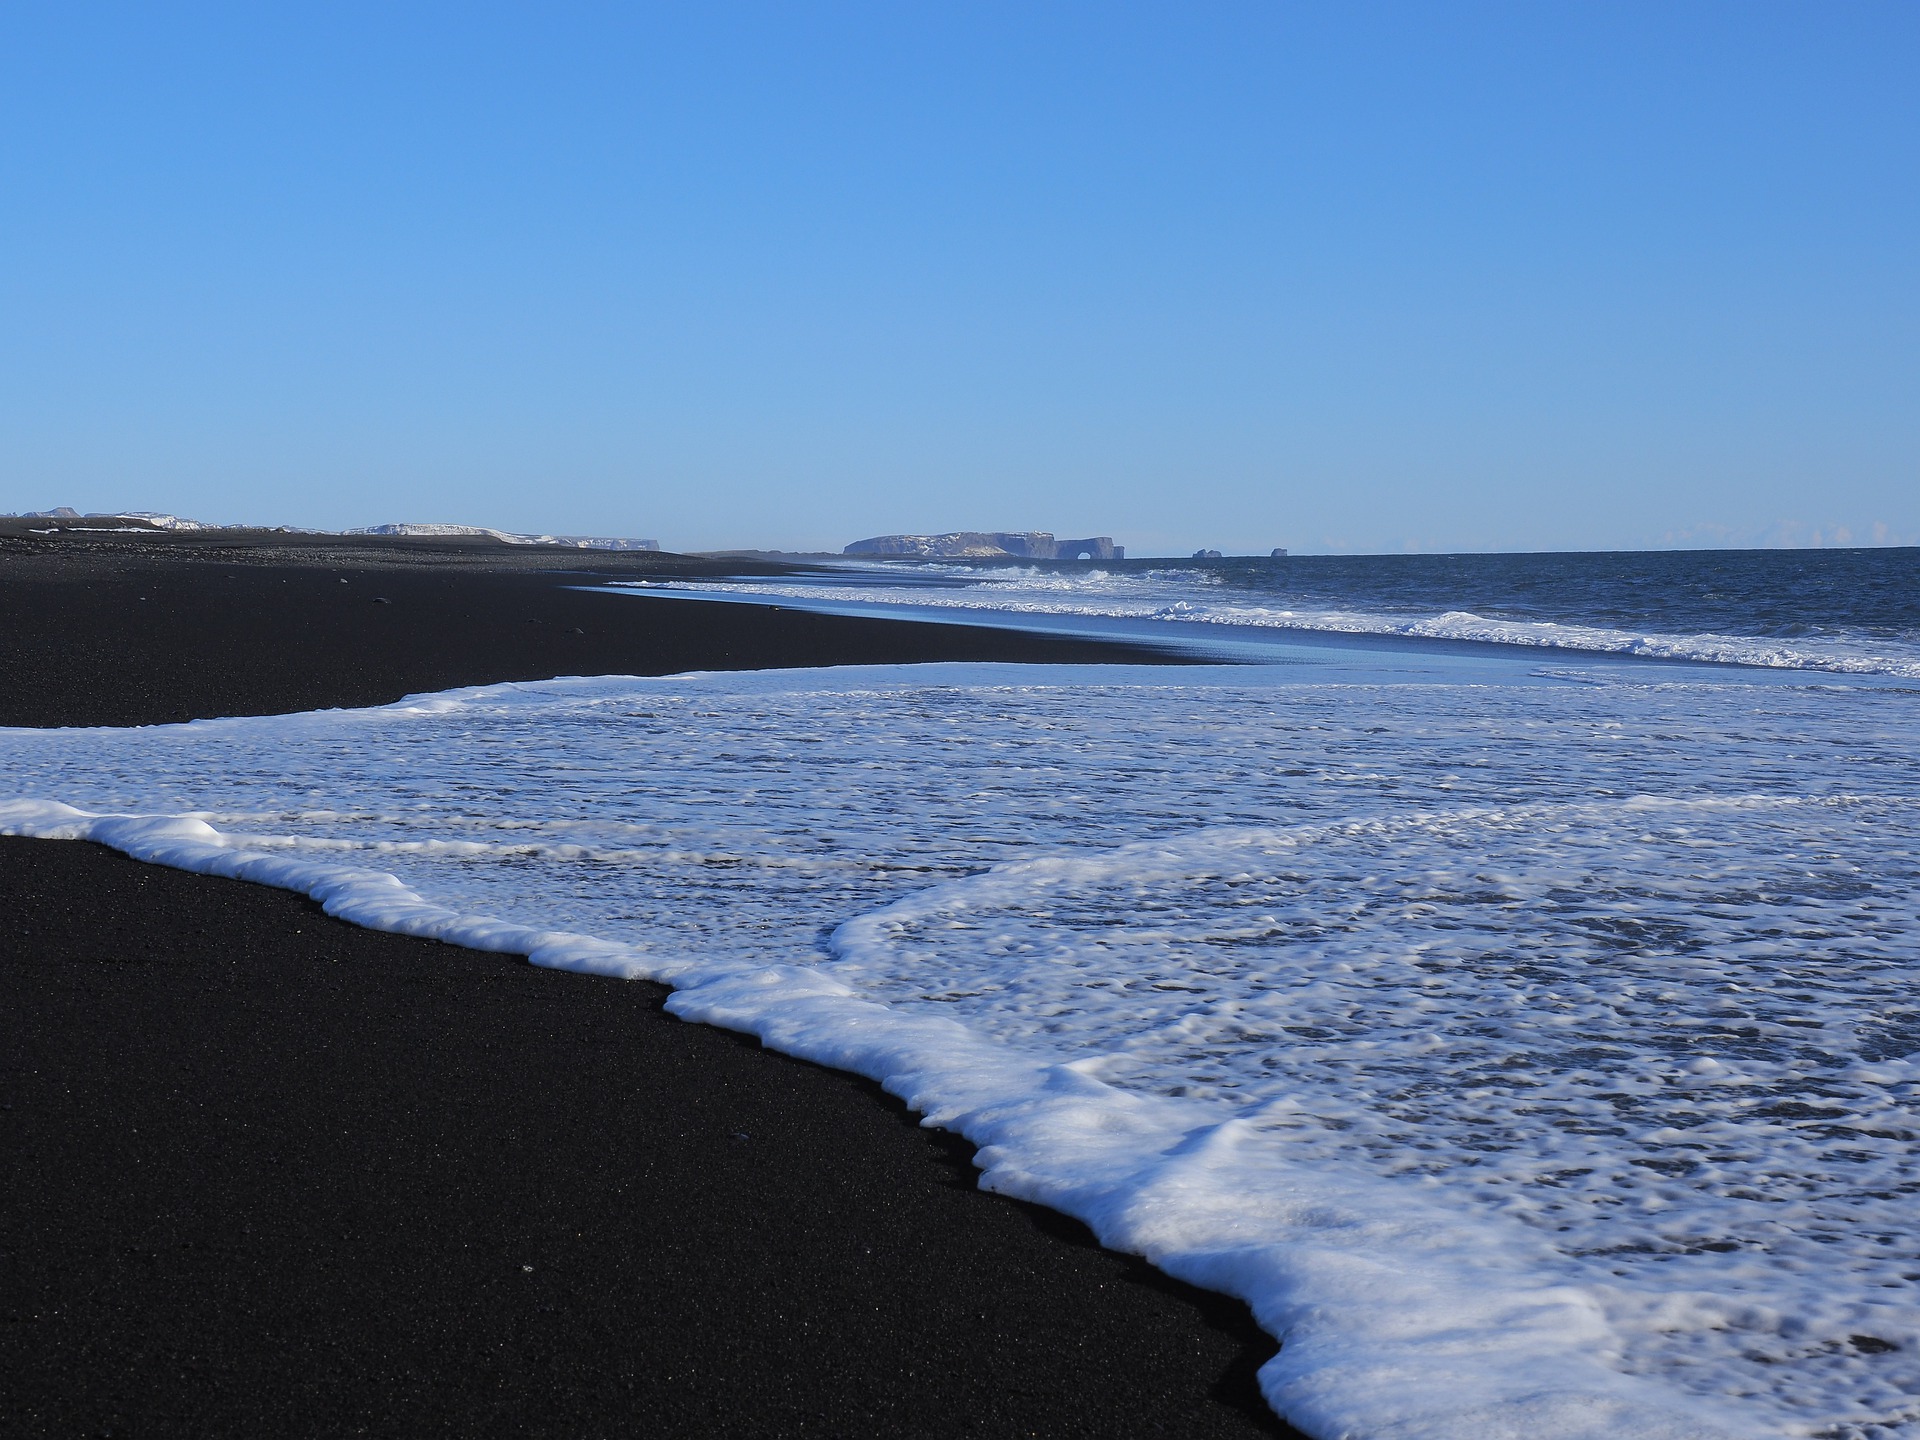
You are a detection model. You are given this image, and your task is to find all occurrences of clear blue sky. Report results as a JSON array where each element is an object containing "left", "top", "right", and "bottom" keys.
[{"left": 2, "top": 2, "right": 1914, "bottom": 555}]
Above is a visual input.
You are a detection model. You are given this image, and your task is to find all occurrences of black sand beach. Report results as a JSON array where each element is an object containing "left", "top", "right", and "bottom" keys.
[
  {"left": 1, "top": 529, "right": 1293, "bottom": 1438},
  {"left": 0, "top": 523, "right": 1187, "bottom": 728}
]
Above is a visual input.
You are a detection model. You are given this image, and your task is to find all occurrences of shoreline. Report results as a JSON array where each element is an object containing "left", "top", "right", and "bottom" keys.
[
  {"left": 0, "top": 534, "right": 1292, "bottom": 1438},
  {"left": 0, "top": 530, "right": 1191, "bottom": 729}
]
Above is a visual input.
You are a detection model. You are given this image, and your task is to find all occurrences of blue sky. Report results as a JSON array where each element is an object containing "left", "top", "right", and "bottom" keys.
[{"left": 2, "top": 2, "right": 1914, "bottom": 555}]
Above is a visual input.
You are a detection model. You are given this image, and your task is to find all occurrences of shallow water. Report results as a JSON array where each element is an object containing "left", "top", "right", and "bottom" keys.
[{"left": 6, "top": 647, "right": 1918, "bottom": 1439}]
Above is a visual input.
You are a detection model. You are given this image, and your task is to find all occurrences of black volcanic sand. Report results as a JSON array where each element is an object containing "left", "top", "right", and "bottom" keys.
[
  {"left": 0, "top": 527, "right": 1189, "bottom": 728},
  {"left": 0, "top": 532, "right": 1292, "bottom": 1438}
]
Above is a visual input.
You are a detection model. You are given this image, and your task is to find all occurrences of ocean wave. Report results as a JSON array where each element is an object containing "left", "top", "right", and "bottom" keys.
[
  {"left": 7, "top": 667, "right": 1920, "bottom": 1437},
  {"left": 628, "top": 570, "right": 1920, "bottom": 676}
]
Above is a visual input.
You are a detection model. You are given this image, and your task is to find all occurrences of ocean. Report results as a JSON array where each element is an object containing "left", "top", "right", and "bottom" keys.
[
  {"left": 5, "top": 547, "right": 1918, "bottom": 1440},
  {"left": 621, "top": 545, "right": 1920, "bottom": 676}
]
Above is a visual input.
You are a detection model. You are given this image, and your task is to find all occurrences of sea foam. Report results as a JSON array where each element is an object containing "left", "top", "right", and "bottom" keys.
[
  {"left": 614, "top": 565, "right": 1920, "bottom": 677},
  {"left": 5, "top": 661, "right": 1918, "bottom": 1438}
]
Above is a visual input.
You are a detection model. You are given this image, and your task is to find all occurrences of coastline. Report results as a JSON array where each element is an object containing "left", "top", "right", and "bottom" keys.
[
  {"left": 0, "top": 533, "right": 1290, "bottom": 1438},
  {"left": 0, "top": 528, "right": 1189, "bottom": 728}
]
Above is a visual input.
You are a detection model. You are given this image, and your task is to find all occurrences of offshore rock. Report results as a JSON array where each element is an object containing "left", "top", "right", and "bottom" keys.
[{"left": 844, "top": 532, "right": 1121, "bottom": 561}]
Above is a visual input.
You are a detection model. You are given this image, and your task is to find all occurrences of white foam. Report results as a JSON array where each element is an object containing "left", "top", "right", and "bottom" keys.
[
  {"left": 614, "top": 568, "right": 1920, "bottom": 677},
  {"left": 5, "top": 664, "right": 1919, "bottom": 1438}
]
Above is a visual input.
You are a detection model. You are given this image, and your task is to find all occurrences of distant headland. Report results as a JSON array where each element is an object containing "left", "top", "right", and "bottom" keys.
[
  {"left": 844, "top": 531, "right": 1121, "bottom": 560},
  {"left": 3, "top": 509, "right": 659, "bottom": 552}
]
